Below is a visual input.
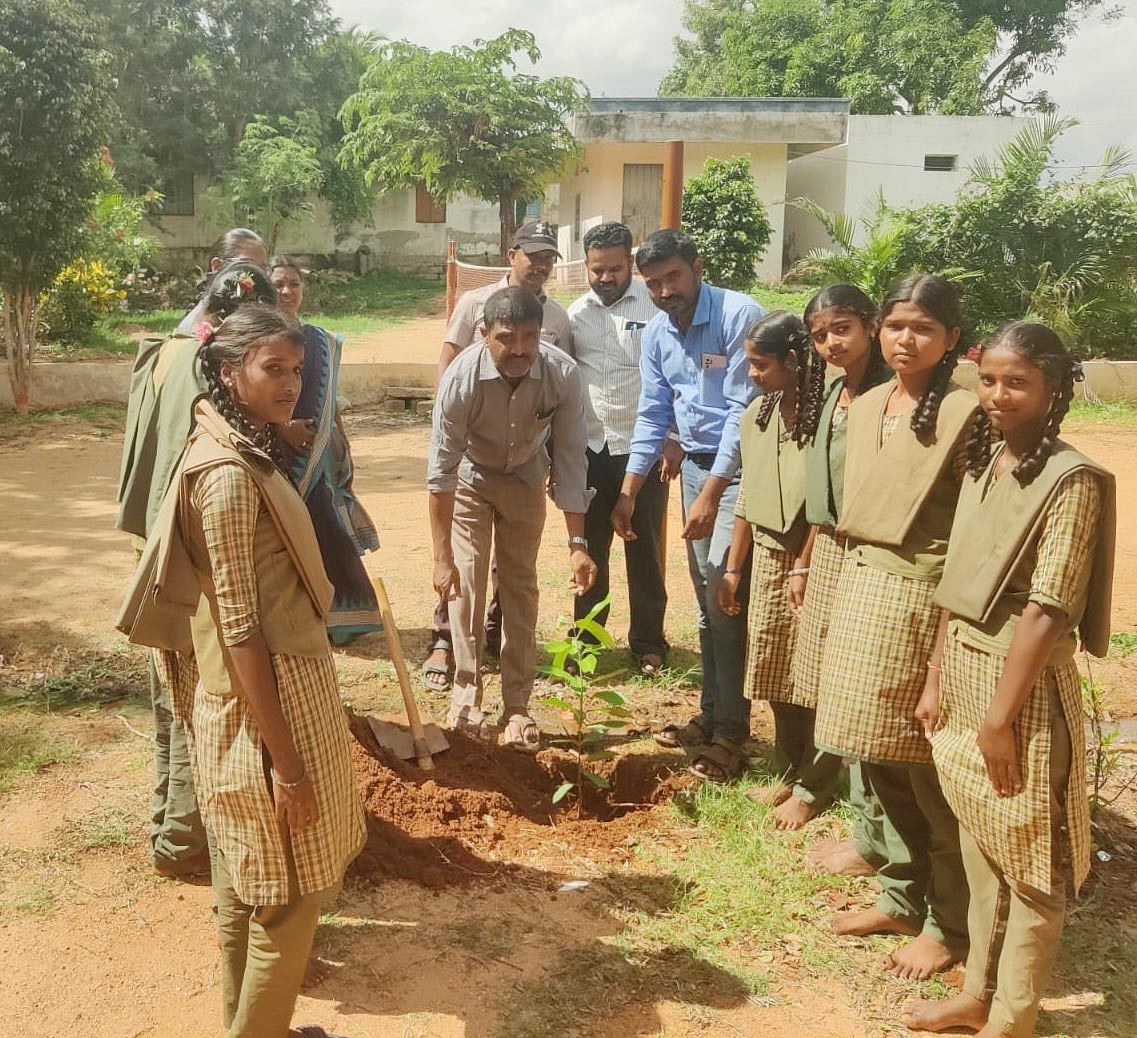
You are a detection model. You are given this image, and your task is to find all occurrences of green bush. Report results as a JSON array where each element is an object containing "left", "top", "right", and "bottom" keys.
[
  {"left": 683, "top": 156, "right": 773, "bottom": 292},
  {"left": 791, "top": 117, "right": 1137, "bottom": 358},
  {"left": 39, "top": 260, "right": 125, "bottom": 341}
]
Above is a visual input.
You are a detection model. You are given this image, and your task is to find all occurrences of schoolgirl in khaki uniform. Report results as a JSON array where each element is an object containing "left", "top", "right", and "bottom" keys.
[
  {"left": 815, "top": 275, "right": 978, "bottom": 980},
  {"left": 904, "top": 323, "right": 1114, "bottom": 1038},
  {"left": 791, "top": 284, "right": 895, "bottom": 872},
  {"left": 120, "top": 305, "right": 364, "bottom": 1038},
  {"left": 717, "top": 311, "right": 838, "bottom": 828}
]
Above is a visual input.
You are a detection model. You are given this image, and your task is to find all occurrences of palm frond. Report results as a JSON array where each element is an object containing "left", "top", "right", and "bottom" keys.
[
  {"left": 1095, "top": 143, "right": 1133, "bottom": 182},
  {"left": 787, "top": 196, "right": 856, "bottom": 252}
]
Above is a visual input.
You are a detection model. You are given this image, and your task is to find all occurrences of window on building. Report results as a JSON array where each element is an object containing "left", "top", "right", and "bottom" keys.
[
  {"left": 159, "top": 172, "right": 195, "bottom": 217},
  {"left": 924, "top": 154, "right": 958, "bottom": 172},
  {"left": 415, "top": 183, "right": 446, "bottom": 223}
]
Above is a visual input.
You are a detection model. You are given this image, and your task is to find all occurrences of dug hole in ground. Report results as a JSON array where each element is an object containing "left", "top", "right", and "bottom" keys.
[{"left": 0, "top": 384, "right": 1135, "bottom": 1037}]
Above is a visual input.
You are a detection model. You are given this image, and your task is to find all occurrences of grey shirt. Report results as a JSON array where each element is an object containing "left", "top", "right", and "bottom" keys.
[
  {"left": 444, "top": 276, "right": 574, "bottom": 354},
  {"left": 427, "top": 341, "right": 593, "bottom": 514}
]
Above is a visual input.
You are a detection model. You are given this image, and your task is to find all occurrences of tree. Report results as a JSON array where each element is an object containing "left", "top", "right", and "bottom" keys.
[
  {"left": 682, "top": 157, "right": 773, "bottom": 290},
  {"left": 207, "top": 116, "right": 325, "bottom": 253},
  {"left": 791, "top": 117, "right": 1137, "bottom": 356},
  {"left": 662, "top": 0, "right": 1108, "bottom": 114},
  {"left": 0, "top": 0, "right": 112, "bottom": 413},
  {"left": 340, "top": 29, "right": 588, "bottom": 258}
]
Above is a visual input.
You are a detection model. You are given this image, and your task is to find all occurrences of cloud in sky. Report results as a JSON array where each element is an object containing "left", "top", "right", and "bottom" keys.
[{"left": 328, "top": 0, "right": 1137, "bottom": 165}]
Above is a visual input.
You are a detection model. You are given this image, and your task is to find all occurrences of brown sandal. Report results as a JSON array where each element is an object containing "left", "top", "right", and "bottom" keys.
[
  {"left": 689, "top": 737, "right": 748, "bottom": 783},
  {"left": 653, "top": 718, "right": 710, "bottom": 749}
]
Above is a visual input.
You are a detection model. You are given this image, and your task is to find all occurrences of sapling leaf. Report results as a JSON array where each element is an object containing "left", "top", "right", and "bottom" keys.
[
  {"left": 581, "top": 594, "right": 613, "bottom": 625},
  {"left": 593, "top": 690, "right": 628, "bottom": 707},
  {"left": 584, "top": 770, "right": 610, "bottom": 789},
  {"left": 597, "top": 718, "right": 630, "bottom": 728},
  {"left": 551, "top": 781, "right": 574, "bottom": 804},
  {"left": 546, "top": 640, "right": 571, "bottom": 655},
  {"left": 575, "top": 618, "right": 616, "bottom": 648},
  {"left": 578, "top": 654, "right": 598, "bottom": 675},
  {"left": 601, "top": 706, "right": 633, "bottom": 718},
  {"left": 538, "top": 696, "right": 578, "bottom": 713}
]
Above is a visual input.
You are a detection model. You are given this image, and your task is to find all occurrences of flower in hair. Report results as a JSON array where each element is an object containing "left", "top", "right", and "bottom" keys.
[
  {"left": 231, "top": 272, "right": 256, "bottom": 300},
  {"left": 965, "top": 345, "right": 981, "bottom": 363},
  {"left": 196, "top": 321, "right": 217, "bottom": 346},
  {"left": 1071, "top": 360, "right": 1086, "bottom": 383}
]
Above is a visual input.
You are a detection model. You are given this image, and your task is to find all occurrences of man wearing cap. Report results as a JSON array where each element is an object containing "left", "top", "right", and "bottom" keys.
[{"left": 422, "top": 220, "right": 574, "bottom": 693}]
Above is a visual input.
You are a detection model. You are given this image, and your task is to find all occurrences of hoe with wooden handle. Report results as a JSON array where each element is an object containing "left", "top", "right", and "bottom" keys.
[{"left": 368, "top": 577, "right": 450, "bottom": 769}]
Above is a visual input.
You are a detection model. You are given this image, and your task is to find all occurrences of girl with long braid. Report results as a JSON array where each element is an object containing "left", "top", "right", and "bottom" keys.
[
  {"left": 716, "top": 311, "right": 839, "bottom": 821},
  {"left": 814, "top": 275, "right": 978, "bottom": 980},
  {"left": 789, "top": 285, "right": 896, "bottom": 867},
  {"left": 121, "top": 304, "right": 364, "bottom": 1038},
  {"left": 904, "top": 323, "right": 1115, "bottom": 1038}
]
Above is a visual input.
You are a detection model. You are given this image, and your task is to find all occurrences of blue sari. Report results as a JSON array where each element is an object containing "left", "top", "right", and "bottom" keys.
[{"left": 292, "top": 324, "right": 382, "bottom": 644}]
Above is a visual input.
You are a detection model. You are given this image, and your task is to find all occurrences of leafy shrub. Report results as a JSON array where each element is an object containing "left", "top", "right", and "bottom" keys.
[
  {"left": 39, "top": 260, "right": 125, "bottom": 340},
  {"left": 791, "top": 117, "right": 1137, "bottom": 358},
  {"left": 683, "top": 156, "right": 773, "bottom": 291}
]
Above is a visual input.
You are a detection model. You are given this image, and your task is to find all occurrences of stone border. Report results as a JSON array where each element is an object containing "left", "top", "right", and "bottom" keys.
[{"left": 4, "top": 358, "right": 1137, "bottom": 412}]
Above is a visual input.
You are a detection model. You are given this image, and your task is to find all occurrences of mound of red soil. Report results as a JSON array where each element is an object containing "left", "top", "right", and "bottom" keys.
[{"left": 347, "top": 719, "right": 693, "bottom": 889}]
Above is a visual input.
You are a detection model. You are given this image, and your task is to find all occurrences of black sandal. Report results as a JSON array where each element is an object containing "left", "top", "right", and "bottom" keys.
[{"left": 689, "top": 737, "right": 748, "bottom": 783}]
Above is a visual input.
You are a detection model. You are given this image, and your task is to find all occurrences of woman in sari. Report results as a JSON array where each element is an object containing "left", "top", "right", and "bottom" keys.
[{"left": 269, "top": 257, "right": 382, "bottom": 644}]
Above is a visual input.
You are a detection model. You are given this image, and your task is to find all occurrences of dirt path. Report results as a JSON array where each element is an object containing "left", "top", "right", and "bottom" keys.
[{"left": 340, "top": 316, "right": 448, "bottom": 366}]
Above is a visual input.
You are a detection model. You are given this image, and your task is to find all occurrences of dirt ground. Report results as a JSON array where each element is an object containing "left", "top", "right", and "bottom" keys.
[
  {"left": 340, "top": 315, "right": 447, "bottom": 366},
  {"left": 0, "top": 404, "right": 1135, "bottom": 1038}
]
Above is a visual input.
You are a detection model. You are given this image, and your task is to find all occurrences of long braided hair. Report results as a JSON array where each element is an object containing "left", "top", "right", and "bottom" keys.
[
  {"left": 748, "top": 310, "right": 820, "bottom": 444},
  {"left": 965, "top": 322, "right": 1082, "bottom": 484},
  {"left": 198, "top": 303, "right": 302, "bottom": 473},
  {"left": 879, "top": 274, "right": 964, "bottom": 441},
  {"left": 802, "top": 283, "right": 891, "bottom": 424}
]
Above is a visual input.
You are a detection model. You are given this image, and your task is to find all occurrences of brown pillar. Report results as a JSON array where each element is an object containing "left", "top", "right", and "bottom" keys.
[
  {"left": 661, "top": 139, "right": 684, "bottom": 229},
  {"left": 445, "top": 240, "right": 458, "bottom": 318}
]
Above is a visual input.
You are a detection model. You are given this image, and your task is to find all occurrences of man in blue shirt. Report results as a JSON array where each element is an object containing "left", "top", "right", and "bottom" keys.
[{"left": 612, "top": 229, "right": 764, "bottom": 780}]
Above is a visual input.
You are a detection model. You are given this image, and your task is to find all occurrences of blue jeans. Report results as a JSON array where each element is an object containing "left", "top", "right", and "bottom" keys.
[{"left": 680, "top": 456, "right": 751, "bottom": 743}]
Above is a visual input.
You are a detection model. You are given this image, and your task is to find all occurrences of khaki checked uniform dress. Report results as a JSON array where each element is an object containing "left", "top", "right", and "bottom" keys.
[
  {"left": 933, "top": 470, "right": 1099, "bottom": 893},
  {"left": 816, "top": 412, "right": 971, "bottom": 764},
  {"left": 930, "top": 446, "right": 1111, "bottom": 1038}
]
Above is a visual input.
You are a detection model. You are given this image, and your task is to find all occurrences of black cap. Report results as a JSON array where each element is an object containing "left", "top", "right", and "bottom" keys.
[{"left": 510, "top": 219, "right": 561, "bottom": 257}]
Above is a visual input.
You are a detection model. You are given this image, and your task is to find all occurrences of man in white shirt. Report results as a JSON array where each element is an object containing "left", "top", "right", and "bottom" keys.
[
  {"left": 422, "top": 220, "right": 574, "bottom": 692},
  {"left": 568, "top": 222, "right": 677, "bottom": 675}
]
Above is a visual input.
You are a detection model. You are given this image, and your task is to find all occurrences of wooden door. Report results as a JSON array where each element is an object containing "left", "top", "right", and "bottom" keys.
[{"left": 621, "top": 163, "right": 663, "bottom": 245}]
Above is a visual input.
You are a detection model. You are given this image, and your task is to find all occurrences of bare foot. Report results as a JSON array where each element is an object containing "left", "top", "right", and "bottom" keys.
[
  {"left": 883, "top": 932, "right": 963, "bottom": 980},
  {"left": 902, "top": 992, "right": 988, "bottom": 1033},
  {"left": 302, "top": 954, "right": 335, "bottom": 989},
  {"left": 833, "top": 906, "right": 921, "bottom": 938},
  {"left": 808, "top": 837, "right": 877, "bottom": 876},
  {"left": 746, "top": 781, "right": 792, "bottom": 806},
  {"left": 773, "top": 794, "right": 819, "bottom": 830}
]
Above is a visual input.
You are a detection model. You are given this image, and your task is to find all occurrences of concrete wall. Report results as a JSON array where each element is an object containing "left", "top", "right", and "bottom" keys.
[
  {"left": 557, "top": 140, "right": 790, "bottom": 283},
  {"left": 9, "top": 359, "right": 1137, "bottom": 411},
  {"left": 153, "top": 178, "right": 500, "bottom": 273},
  {"left": 784, "top": 115, "right": 1029, "bottom": 264}
]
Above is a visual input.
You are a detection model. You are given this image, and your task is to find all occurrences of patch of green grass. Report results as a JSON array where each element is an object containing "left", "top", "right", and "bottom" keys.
[
  {"left": 59, "top": 804, "right": 143, "bottom": 852},
  {"left": 41, "top": 318, "right": 139, "bottom": 358},
  {"left": 305, "top": 270, "right": 443, "bottom": 319},
  {"left": 0, "top": 650, "right": 148, "bottom": 712},
  {"left": 0, "top": 402, "right": 127, "bottom": 438},
  {"left": 8, "top": 880, "right": 58, "bottom": 916},
  {"left": 1068, "top": 400, "right": 1137, "bottom": 425},
  {"left": 0, "top": 714, "right": 78, "bottom": 791},
  {"left": 751, "top": 283, "right": 815, "bottom": 314},
  {"left": 1110, "top": 632, "right": 1137, "bottom": 659}
]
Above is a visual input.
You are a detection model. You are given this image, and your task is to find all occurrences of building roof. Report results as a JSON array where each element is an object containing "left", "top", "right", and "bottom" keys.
[{"left": 573, "top": 97, "right": 849, "bottom": 146}]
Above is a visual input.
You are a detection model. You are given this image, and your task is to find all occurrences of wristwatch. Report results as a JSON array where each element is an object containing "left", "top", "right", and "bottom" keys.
[{"left": 568, "top": 536, "right": 588, "bottom": 551}]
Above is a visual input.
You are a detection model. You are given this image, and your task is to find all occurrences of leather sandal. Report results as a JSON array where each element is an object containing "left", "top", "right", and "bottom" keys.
[
  {"left": 653, "top": 717, "right": 710, "bottom": 749},
  {"left": 689, "top": 737, "right": 748, "bottom": 783}
]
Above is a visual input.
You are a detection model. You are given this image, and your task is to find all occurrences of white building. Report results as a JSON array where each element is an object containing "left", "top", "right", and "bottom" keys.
[
  {"left": 783, "top": 114, "right": 1029, "bottom": 266},
  {"left": 151, "top": 106, "right": 1029, "bottom": 281}
]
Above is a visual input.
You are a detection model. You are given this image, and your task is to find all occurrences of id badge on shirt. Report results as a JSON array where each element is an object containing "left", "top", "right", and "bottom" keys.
[{"left": 700, "top": 352, "right": 727, "bottom": 404}]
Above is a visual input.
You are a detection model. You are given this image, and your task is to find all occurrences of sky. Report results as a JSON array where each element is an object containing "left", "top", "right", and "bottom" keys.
[{"left": 327, "top": 0, "right": 1137, "bottom": 172}]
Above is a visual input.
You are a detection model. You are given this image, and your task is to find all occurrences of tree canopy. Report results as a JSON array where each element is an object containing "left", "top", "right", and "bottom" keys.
[
  {"left": 662, "top": 0, "right": 1108, "bottom": 114},
  {"left": 340, "top": 29, "right": 588, "bottom": 257}
]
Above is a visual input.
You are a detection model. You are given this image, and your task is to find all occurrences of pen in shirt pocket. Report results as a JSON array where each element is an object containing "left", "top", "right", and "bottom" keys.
[{"left": 622, "top": 320, "right": 646, "bottom": 332}]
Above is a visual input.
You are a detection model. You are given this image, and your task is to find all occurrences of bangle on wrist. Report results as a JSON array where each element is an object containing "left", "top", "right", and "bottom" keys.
[
  {"left": 724, "top": 567, "right": 742, "bottom": 575},
  {"left": 568, "top": 536, "right": 588, "bottom": 551},
  {"left": 926, "top": 661, "right": 941, "bottom": 672},
  {"left": 271, "top": 767, "right": 306, "bottom": 789},
  {"left": 789, "top": 567, "right": 810, "bottom": 577}
]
